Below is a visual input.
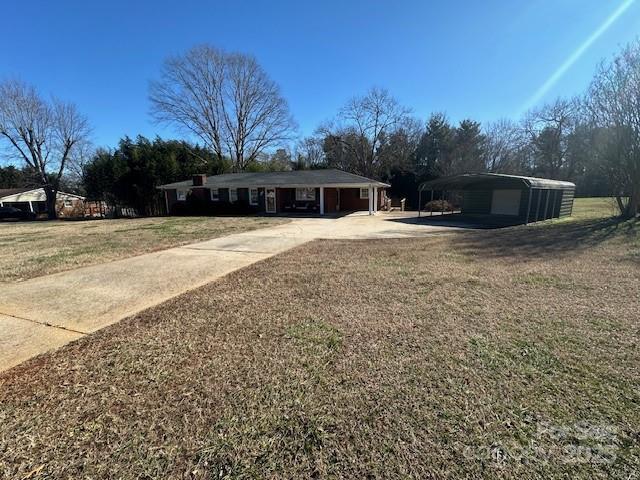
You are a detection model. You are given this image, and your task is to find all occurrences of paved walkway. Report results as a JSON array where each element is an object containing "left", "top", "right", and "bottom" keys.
[{"left": 0, "top": 212, "right": 454, "bottom": 372}]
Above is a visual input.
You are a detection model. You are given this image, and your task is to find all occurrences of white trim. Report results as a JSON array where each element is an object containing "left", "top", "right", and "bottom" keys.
[
  {"left": 265, "top": 187, "right": 277, "bottom": 213},
  {"left": 210, "top": 188, "right": 220, "bottom": 201},
  {"left": 373, "top": 187, "right": 378, "bottom": 213},
  {"left": 249, "top": 187, "right": 259, "bottom": 205}
]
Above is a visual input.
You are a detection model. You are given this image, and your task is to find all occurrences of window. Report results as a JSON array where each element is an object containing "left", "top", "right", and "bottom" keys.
[
  {"left": 63, "top": 198, "right": 73, "bottom": 207},
  {"left": 359, "top": 187, "right": 370, "bottom": 199},
  {"left": 249, "top": 188, "right": 259, "bottom": 205},
  {"left": 177, "top": 189, "right": 187, "bottom": 201},
  {"left": 210, "top": 188, "right": 219, "bottom": 201},
  {"left": 295, "top": 187, "right": 315, "bottom": 201},
  {"left": 229, "top": 188, "right": 238, "bottom": 203}
]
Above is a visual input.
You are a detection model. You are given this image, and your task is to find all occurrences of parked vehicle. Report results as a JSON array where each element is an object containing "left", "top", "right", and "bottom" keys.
[{"left": 0, "top": 206, "right": 36, "bottom": 221}]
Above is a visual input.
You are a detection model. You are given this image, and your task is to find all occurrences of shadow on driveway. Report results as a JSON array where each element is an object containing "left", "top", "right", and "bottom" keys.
[{"left": 387, "top": 213, "right": 520, "bottom": 229}]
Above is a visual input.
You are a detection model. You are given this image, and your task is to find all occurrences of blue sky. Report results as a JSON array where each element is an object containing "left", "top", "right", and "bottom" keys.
[{"left": 2, "top": 0, "right": 639, "bottom": 149}]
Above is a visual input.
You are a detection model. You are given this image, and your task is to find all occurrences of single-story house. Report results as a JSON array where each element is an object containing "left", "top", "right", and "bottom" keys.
[
  {"left": 418, "top": 173, "right": 576, "bottom": 225},
  {"left": 0, "top": 188, "right": 85, "bottom": 217},
  {"left": 158, "top": 169, "right": 389, "bottom": 215}
]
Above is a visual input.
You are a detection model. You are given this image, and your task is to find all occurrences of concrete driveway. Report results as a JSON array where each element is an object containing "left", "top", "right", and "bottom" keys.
[{"left": 0, "top": 212, "right": 454, "bottom": 372}]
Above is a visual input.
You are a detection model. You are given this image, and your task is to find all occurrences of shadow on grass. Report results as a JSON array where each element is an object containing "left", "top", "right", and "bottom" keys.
[{"left": 454, "top": 216, "right": 638, "bottom": 259}]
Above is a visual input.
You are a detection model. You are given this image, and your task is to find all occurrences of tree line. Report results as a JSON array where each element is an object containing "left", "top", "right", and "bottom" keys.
[
  {"left": 292, "top": 42, "right": 640, "bottom": 216},
  {"left": 1, "top": 41, "right": 639, "bottom": 217},
  {"left": 294, "top": 95, "right": 610, "bottom": 208}
]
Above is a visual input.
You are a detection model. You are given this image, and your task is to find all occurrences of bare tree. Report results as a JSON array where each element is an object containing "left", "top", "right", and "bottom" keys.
[
  {"left": 150, "top": 45, "right": 296, "bottom": 172},
  {"left": 221, "top": 53, "right": 297, "bottom": 171},
  {"left": 587, "top": 41, "right": 640, "bottom": 217},
  {"left": 294, "top": 136, "right": 325, "bottom": 169},
  {"left": 523, "top": 97, "right": 579, "bottom": 179},
  {"left": 319, "top": 87, "right": 411, "bottom": 177},
  {"left": 149, "top": 45, "right": 226, "bottom": 163},
  {"left": 0, "top": 79, "right": 90, "bottom": 219},
  {"left": 377, "top": 116, "right": 422, "bottom": 175},
  {"left": 484, "top": 118, "right": 525, "bottom": 173}
]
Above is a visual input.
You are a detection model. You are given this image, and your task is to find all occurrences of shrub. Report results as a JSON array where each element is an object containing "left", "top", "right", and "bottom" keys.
[{"left": 424, "top": 199, "right": 455, "bottom": 212}]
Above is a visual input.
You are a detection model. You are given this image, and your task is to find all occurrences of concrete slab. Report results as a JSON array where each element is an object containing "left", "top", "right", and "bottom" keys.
[
  {"left": 0, "top": 248, "right": 272, "bottom": 333},
  {"left": 0, "top": 212, "right": 456, "bottom": 372},
  {"left": 0, "top": 314, "right": 82, "bottom": 372},
  {"left": 187, "top": 233, "right": 309, "bottom": 254}
]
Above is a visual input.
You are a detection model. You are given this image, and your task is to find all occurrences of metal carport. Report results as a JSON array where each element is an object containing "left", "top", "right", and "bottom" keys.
[{"left": 418, "top": 173, "right": 576, "bottom": 225}]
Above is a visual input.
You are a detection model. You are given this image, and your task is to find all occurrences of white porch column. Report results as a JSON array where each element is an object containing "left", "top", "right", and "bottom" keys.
[
  {"left": 319, "top": 186, "right": 325, "bottom": 215},
  {"left": 28, "top": 201, "right": 34, "bottom": 213},
  {"left": 373, "top": 187, "right": 378, "bottom": 213},
  {"left": 368, "top": 185, "right": 373, "bottom": 215}
]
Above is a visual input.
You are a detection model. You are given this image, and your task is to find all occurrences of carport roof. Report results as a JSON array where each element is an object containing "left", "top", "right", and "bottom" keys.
[
  {"left": 158, "top": 169, "right": 390, "bottom": 189},
  {"left": 418, "top": 173, "right": 575, "bottom": 191},
  {"left": 0, "top": 188, "right": 32, "bottom": 199}
]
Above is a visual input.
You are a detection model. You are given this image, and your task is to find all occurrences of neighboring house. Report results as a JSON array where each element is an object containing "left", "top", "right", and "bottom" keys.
[
  {"left": 158, "top": 169, "right": 389, "bottom": 215},
  {"left": 0, "top": 188, "right": 85, "bottom": 217}
]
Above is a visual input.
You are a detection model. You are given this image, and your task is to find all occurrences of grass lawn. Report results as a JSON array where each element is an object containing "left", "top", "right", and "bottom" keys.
[
  {"left": 1, "top": 198, "right": 638, "bottom": 478},
  {"left": 0, "top": 216, "right": 287, "bottom": 282}
]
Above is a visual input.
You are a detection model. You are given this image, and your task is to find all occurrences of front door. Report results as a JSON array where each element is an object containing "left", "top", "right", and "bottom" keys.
[{"left": 265, "top": 188, "right": 277, "bottom": 213}]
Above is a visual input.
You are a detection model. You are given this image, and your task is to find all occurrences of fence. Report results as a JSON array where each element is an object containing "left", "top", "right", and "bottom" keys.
[{"left": 82, "top": 198, "right": 167, "bottom": 218}]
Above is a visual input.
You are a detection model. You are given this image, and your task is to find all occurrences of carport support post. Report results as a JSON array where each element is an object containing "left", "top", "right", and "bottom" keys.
[
  {"left": 319, "top": 186, "right": 325, "bottom": 215},
  {"left": 430, "top": 190, "right": 434, "bottom": 216},
  {"left": 368, "top": 185, "right": 373, "bottom": 215},
  {"left": 418, "top": 189, "right": 422, "bottom": 217},
  {"left": 164, "top": 190, "right": 169, "bottom": 216},
  {"left": 28, "top": 201, "right": 34, "bottom": 213}
]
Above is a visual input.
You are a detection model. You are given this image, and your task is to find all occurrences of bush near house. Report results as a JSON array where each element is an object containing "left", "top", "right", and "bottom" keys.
[{"left": 424, "top": 199, "right": 456, "bottom": 212}]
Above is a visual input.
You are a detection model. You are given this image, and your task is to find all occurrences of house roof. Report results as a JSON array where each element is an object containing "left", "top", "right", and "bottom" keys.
[
  {"left": 418, "top": 173, "right": 575, "bottom": 191},
  {"left": 0, "top": 188, "right": 85, "bottom": 202},
  {"left": 158, "top": 169, "right": 390, "bottom": 189}
]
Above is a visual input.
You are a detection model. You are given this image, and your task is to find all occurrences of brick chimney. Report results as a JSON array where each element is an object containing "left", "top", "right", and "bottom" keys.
[{"left": 192, "top": 174, "right": 207, "bottom": 187}]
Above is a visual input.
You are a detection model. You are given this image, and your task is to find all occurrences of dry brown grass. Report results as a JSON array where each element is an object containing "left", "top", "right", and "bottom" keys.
[
  {"left": 0, "top": 216, "right": 287, "bottom": 282},
  {"left": 0, "top": 199, "right": 638, "bottom": 478}
]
